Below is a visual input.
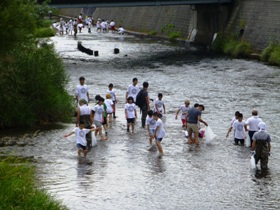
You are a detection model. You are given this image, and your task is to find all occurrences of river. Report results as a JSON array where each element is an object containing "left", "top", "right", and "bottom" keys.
[{"left": 1, "top": 29, "right": 280, "bottom": 210}]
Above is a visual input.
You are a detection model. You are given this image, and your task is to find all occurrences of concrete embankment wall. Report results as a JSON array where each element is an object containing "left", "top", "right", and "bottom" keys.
[
  {"left": 92, "top": 6, "right": 194, "bottom": 39},
  {"left": 227, "top": 0, "right": 280, "bottom": 51},
  {"left": 59, "top": 0, "right": 280, "bottom": 50}
]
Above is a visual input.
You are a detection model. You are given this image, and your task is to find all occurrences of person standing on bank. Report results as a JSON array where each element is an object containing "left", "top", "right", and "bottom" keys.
[
  {"left": 245, "top": 109, "right": 262, "bottom": 146},
  {"left": 137, "top": 82, "right": 150, "bottom": 128},
  {"left": 185, "top": 104, "right": 208, "bottom": 146},
  {"left": 76, "top": 99, "right": 93, "bottom": 149},
  {"left": 251, "top": 122, "right": 271, "bottom": 170},
  {"left": 75, "top": 76, "right": 89, "bottom": 104}
]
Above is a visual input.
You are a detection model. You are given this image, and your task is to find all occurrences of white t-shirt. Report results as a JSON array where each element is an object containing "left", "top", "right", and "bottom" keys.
[
  {"left": 79, "top": 104, "right": 91, "bottom": 115},
  {"left": 127, "top": 84, "right": 140, "bottom": 102},
  {"left": 146, "top": 116, "right": 157, "bottom": 130},
  {"left": 110, "top": 21, "right": 115, "bottom": 27},
  {"left": 155, "top": 99, "right": 164, "bottom": 112},
  {"left": 233, "top": 120, "right": 246, "bottom": 139},
  {"left": 75, "top": 84, "right": 89, "bottom": 102},
  {"left": 73, "top": 127, "right": 90, "bottom": 146},
  {"left": 155, "top": 119, "right": 165, "bottom": 139},
  {"left": 245, "top": 116, "right": 262, "bottom": 131},
  {"left": 104, "top": 99, "right": 114, "bottom": 114},
  {"left": 107, "top": 89, "right": 116, "bottom": 101},
  {"left": 118, "top": 27, "right": 125, "bottom": 34},
  {"left": 93, "top": 104, "right": 104, "bottom": 122},
  {"left": 180, "top": 105, "right": 191, "bottom": 120},
  {"left": 125, "top": 103, "right": 136, "bottom": 119}
]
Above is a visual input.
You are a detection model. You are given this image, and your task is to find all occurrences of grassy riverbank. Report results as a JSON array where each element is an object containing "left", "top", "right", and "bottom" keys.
[
  {"left": 0, "top": 0, "right": 75, "bottom": 129},
  {"left": 212, "top": 33, "right": 280, "bottom": 66},
  {"left": 0, "top": 157, "right": 68, "bottom": 210}
]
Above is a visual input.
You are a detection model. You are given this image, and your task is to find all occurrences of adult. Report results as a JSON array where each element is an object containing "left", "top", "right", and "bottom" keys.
[
  {"left": 126, "top": 78, "right": 140, "bottom": 103},
  {"left": 76, "top": 99, "right": 93, "bottom": 149},
  {"left": 139, "top": 82, "right": 150, "bottom": 128},
  {"left": 75, "top": 76, "right": 89, "bottom": 104},
  {"left": 252, "top": 122, "right": 271, "bottom": 170},
  {"left": 185, "top": 104, "right": 208, "bottom": 146},
  {"left": 245, "top": 109, "right": 263, "bottom": 146}
]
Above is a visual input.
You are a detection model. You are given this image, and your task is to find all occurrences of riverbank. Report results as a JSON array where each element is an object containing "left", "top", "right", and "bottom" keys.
[{"left": 0, "top": 157, "right": 68, "bottom": 210}]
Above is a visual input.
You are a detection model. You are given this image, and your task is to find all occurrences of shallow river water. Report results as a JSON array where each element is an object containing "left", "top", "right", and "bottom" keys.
[{"left": 1, "top": 30, "right": 280, "bottom": 210}]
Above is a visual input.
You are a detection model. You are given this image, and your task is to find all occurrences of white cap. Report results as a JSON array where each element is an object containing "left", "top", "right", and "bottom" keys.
[{"left": 258, "top": 122, "right": 266, "bottom": 130}]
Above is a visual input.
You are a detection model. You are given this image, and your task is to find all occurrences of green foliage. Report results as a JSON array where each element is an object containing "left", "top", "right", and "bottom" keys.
[
  {"left": 261, "top": 42, "right": 280, "bottom": 65},
  {"left": 0, "top": 0, "right": 36, "bottom": 54},
  {"left": 0, "top": 157, "right": 68, "bottom": 210},
  {"left": 212, "top": 34, "right": 252, "bottom": 58},
  {"left": 161, "top": 23, "right": 181, "bottom": 41},
  {"left": 34, "top": 27, "right": 56, "bottom": 38},
  {"left": 268, "top": 45, "right": 280, "bottom": 65},
  {"left": 148, "top": 30, "right": 157, "bottom": 36},
  {"left": 0, "top": 43, "right": 75, "bottom": 127},
  {"left": 0, "top": 0, "right": 75, "bottom": 128}
]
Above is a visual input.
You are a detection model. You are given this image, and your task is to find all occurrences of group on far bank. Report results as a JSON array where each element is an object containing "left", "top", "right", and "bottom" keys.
[{"left": 53, "top": 14, "right": 126, "bottom": 37}]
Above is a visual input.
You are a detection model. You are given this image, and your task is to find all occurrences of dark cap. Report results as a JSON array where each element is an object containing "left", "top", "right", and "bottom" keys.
[{"left": 79, "top": 76, "right": 85, "bottom": 81}]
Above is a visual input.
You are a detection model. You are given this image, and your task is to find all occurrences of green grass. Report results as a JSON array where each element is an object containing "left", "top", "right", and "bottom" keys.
[
  {"left": 148, "top": 30, "right": 157, "bottom": 36},
  {"left": 34, "top": 27, "right": 56, "bottom": 38},
  {"left": 212, "top": 34, "right": 252, "bottom": 58},
  {"left": 0, "top": 157, "right": 68, "bottom": 210},
  {"left": 261, "top": 42, "right": 280, "bottom": 66}
]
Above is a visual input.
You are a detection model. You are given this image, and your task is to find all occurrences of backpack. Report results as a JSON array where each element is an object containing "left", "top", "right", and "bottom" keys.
[{"left": 135, "top": 89, "right": 146, "bottom": 108}]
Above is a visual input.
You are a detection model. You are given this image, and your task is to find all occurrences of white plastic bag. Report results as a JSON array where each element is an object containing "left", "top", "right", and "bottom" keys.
[
  {"left": 250, "top": 155, "right": 256, "bottom": 170},
  {"left": 205, "top": 126, "right": 217, "bottom": 144},
  {"left": 91, "top": 132, "right": 97, "bottom": 147},
  {"left": 245, "top": 132, "right": 251, "bottom": 148}
]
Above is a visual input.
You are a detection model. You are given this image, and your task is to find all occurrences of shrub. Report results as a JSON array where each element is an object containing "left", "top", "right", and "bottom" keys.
[
  {"left": 34, "top": 27, "right": 56, "bottom": 38},
  {"left": 233, "top": 41, "right": 252, "bottom": 58},
  {"left": 261, "top": 43, "right": 277, "bottom": 62},
  {"left": 0, "top": 43, "right": 75, "bottom": 128},
  {"left": 212, "top": 34, "right": 252, "bottom": 58},
  {"left": 169, "top": 31, "right": 181, "bottom": 41},
  {"left": 268, "top": 45, "right": 280, "bottom": 65},
  {"left": 148, "top": 30, "right": 157, "bottom": 36}
]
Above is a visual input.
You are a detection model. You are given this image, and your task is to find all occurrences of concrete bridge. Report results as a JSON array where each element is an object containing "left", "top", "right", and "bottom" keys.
[{"left": 40, "top": 0, "right": 232, "bottom": 8}]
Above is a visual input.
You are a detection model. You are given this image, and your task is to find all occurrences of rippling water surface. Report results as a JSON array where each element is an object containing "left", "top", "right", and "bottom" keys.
[{"left": 1, "top": 30, "right": 280, "bottom": 209}]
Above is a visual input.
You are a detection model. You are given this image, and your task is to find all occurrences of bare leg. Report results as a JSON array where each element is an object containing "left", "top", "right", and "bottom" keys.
[
  {"left": 132, "top": 124, "right": 135, "bottom": 133},
  {"left": 78, "top": 148, "right": 82, "bottom": 157},
  {"left": 156, "top": 140, "right": 163, "bottom": 154},
  {"left": 84, "top": 149, "right": 88, "bottom": 157},
  {"left": 194, "top": 133, "right": 199, "bottom": 146}
]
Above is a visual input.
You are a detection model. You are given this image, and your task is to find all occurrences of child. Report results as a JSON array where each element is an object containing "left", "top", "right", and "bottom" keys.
[
  {"left": 93, "top": 97, "right": 108, "bottom": 140},
  {"left": 175, "top": 100, "right": 191, "bottom": 128},
  {"left": 146, "top": 110, "right": 157, "bottom": 147},
  {"left": 227, "top": 113, "right": 247, "bottom": 145},
  {"left": 107, "top": 83, "right": 117, "bottom": 118},
  {"left": 64, "top": 121, "right": 95, "bottom": 157},
  {"left": 125, "top": 96, "right": 137, "bottom": 133},
  {"left": 154, "top": 93, "right": 166, "bottom": 118},
  {"left": 153, "top": 112, "right": 165, "bottom": 156},
  {"left": 104, "top": 93, "right": 114, "bottom": 128}
]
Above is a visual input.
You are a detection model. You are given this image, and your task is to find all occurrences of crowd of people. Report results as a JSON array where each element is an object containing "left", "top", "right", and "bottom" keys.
[
  {"left": 64, "top": 77, "right": 272, "bottom": 171},
  {"left": 53, "top": 14, "right": 126, "bottom": 37}
]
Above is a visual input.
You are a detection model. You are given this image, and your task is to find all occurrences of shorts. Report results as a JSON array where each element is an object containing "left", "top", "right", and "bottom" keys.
[
  {"left": 77, "top": 143, "right": 87, "bottom": 150},
  {"left": 127, "top": 118, "right": 135, "bottom": 124},
  {"left": 149, "top": 129, "right": 155, "bottom": 136},
  {"left": 234, "top": 138, "right": 244, "bottom": 145},
  {"left": 94, "top": 120, "right": 102, "bottom": 128},
  {"left": 187, "top": 123, "right": 199, "bottom": 134},
  {"left": 181, "top": 119, "right": 186, "bottom": 125},
  {"left": 156, "top": 138, "right": 163, "bottom": 142}
]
